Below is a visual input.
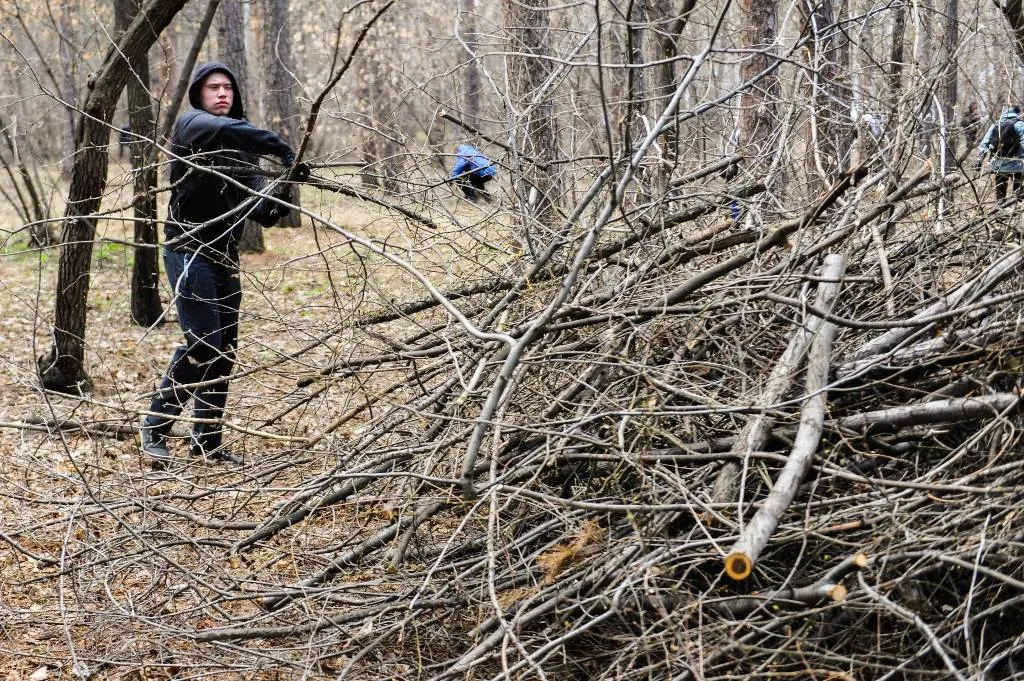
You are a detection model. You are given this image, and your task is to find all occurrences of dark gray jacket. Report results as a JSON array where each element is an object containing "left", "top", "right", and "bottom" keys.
[
  {"left": 165, "top": 62, "right": 293, "bottom": 265},
  {"left": 979, "top": 107, "right": 1024, "bottom": 174}
]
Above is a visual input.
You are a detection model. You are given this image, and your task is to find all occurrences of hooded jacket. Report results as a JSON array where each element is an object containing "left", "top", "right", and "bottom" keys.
[
  {"left": 979, "top": 106, "right": 1024, "bottom": 174},
  {"left": 450, "top": 144, "right": 497, "bottom": 181},
  {"left": 165, "top": 62, "right": 294, "bottom": 265}
]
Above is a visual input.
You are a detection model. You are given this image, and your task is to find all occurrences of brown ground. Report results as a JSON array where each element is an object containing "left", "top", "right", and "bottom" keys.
[{"left": 0, "top": 167, "right": 509, "bottom": 679}]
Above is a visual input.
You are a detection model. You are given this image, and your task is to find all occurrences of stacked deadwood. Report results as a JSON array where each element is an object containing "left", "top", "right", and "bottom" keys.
[
  {"left": 14, "top": 159, "right": 1024, "bottom": 678},
  {"left": 149, "top": 157, "right": 1021, "bottom": 680}
]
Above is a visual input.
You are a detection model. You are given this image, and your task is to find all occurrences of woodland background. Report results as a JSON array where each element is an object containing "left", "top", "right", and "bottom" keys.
[{"left": 3, "top": 0, "right": 1024, "bottom": 678}]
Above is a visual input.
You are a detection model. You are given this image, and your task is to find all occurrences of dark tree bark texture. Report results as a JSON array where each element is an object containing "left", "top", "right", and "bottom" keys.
[
  {"left": 460, "top": 0, "right": 482, "bottom": 129},
  {"left": 115, "top": 0, "right": 164, "bottom": 327},
  {"left": 38, "top": 0, "right": 189, "bottom": 393},
  {"left": 801, "top": 0, "right": 853, "bottom": 186},
  {"left": 738, "top": 0, "right": 780, "bottom": 167},
  {"left": 219, "top": 0, "right": 266, "bottom": 253},
  {"left": 261, "top": 0, "right": 301, "bottom": 228},
  {"left": 503, "top": 0, "right": 562, "bottom": 248}
]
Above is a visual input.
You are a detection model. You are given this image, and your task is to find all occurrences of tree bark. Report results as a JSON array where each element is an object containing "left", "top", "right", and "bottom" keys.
[
  {"left": 460, "top": 0, "right": 482, "bottom": 130},
  {"left": 648, "top": 0, "right": 697, "bottom": 163},
  {"left": 115, "top": 0, "right": 163, "bottom": 327},
  {"left": 801, "top": 0, "right": 853, "bottom": 187},
  {"left": 37, "top": 0, "right": 189, "bottom": 393},
  {"left": 737, "top": 0, "right": 780, "bottom": 169},
  {"left": 260, "top": 0, "right": 301, "bottom": 227},
  {"left": 938, "top": 0, "right": 958, "bottom": 172},
  {"left": 503, "top": 0, "right": 562, "bottom": 255},
  {"left": 357, "top": 9, "right": 402, "bottom": 192},
  {"left": 996, "top": 0, "right": 1024, "bottom": 66},
  {"left": 709, "top": 259, "right": 838, "bottom": 512},
  {"left": 57, "top": 0, "right": 79, "bottom": 177},
  {"left": 725, "top": 253, "right": 845, "bottom": 581},
  {"left": 218, "top": 0, "right": 265, "bottom": 253}
]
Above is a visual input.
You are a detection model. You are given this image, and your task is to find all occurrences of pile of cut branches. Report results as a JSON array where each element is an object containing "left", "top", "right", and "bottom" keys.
[{"left": 7, "top": 151, "right": 1024, "bottom": 679}]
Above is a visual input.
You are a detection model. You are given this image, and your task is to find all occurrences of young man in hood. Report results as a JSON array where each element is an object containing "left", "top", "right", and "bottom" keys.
[{"left": 140, "top": 62, "right": 307, "bottom": 468}]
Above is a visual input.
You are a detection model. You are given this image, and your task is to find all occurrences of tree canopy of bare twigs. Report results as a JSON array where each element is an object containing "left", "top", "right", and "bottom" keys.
[{"left": 3, "top": 0, "right": 1024, "bottom": 679}]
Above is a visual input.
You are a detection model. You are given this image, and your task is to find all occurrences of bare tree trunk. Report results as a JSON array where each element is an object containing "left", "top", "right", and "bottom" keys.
[
  {"left": 885, "top": 2, "right": 907, "bottom": 191},
  {"left": 888, "top": 2, "right": 906, "bottom": 107},
  {"left": 996, "top": 0, "right": 1024, "bottom": 66},
  {"left": 801, "top": 0, "right": 853, "bottom": 188},
  {"left": 115, "top": 0, "right": 163, "bottom": 327},
  {"left": 260, "top": 0, "right": 301, "bottom": 228},
  {"left": 57, "top": 0, "right": 78, "bottom": 176},
  {"left": 725, "top": 253, "right": 845, "bottom": 581},
  {"left": 648, "top": 0, "right": 697, "bottom": 164},
  {"left": 37, "top": 0, "right": 189, "bottom": 393},
  {"left": 503, "top": 0, "right": 562, "bottom": 256},
  {"left": 938, "top": 0, "right": 958, "bottom": 172},
  {"left": 737, "top": 0, "right": 780, "bottom": 171},
  {"left": 357, "top": 10, "right": 402, "bottom": 192},
  {"left": 218, "top": 0, "right": 264, "bottom": 252},
  {"left": 460, "top": 0, "right": 482, "bottom": 129}
]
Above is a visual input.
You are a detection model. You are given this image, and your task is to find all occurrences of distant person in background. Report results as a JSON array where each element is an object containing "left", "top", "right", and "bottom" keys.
[
  {"left": 118, "top": 124, "right": 132, "bottom": 159},
  {"left": 976, "top": 105, "right": 1024, "bottom": 202},
  {"left": 450, "top": 144, "right": 497, "bottom": 202},
  {"left": 959, "top": 101, "right": 982, "bottom": 155}
]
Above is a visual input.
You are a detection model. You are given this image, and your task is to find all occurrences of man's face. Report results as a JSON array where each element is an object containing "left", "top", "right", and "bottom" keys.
[{"left": 201, "top": 72, "right": 233, "bottom": 116}]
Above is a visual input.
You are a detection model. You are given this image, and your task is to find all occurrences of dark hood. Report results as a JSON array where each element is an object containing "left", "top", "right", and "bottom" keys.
[{"left": 187, "top": 62, "right": 245, "bottom": 119}]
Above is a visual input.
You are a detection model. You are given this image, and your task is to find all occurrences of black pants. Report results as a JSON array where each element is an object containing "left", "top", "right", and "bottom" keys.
[
  {"left": 455, "top": 173, "right": 492, "bottom": 201},
  {"left": 995, "top": 172, "right": 1023, "bottom": 201},
  {"left": 145, "top": 248, "right": 241, "bottom": 453}
]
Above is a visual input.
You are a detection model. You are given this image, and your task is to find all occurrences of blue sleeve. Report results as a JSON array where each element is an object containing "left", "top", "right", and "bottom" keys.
[
  {"left": 451, "top": 157, "right": 471, "bottom": 179},
  {"left": 980, "top": 124, "right": 996, "bottom": 155}
]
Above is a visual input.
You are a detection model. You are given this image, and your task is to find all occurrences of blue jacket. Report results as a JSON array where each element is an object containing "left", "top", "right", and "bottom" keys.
[
  {"left": 450, "top": 144, "right": 497, "bottom": 180},
  {"left": 979, "top": 108, "right": 1024, "bottom": 173}
]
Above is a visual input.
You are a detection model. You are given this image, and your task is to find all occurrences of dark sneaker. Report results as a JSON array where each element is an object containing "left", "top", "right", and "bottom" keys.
[
  {"left": 140, "top": 424, "right": 171, "bottom": 469},
  {"left": 190, "top": 443, "right": 243, "bottom": 465},
  {"left": 211, "top": 450, "right": 244, "bottom": 465}
]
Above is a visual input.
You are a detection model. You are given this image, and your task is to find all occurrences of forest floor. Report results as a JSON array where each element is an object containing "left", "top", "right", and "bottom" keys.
[{"left": 0, "top": 167, "right": 508, "bottom": 679}]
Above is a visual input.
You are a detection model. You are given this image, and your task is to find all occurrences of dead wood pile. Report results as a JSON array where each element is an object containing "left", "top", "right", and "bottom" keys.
[{"left": 7, "top": 159, "right": 1024, "bottom": 680}]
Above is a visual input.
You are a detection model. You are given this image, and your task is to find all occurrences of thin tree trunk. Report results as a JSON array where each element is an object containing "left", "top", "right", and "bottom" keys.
[
  {"left": 709, "top": 267, "right": 835, "bottom": 513},
  {"left": 938, "top": 0, "right": 958, "bottom": 172},
  {"left": 737, "top": 0, "right": 780, "bottom": 170},
  {"left": 260, "top": 0, "right": 301, "bottom": 228},
  {"left": 648, "top": 0, "right": 697, "bottom": 164},
  {"left": 725, "top": 254, "right": 845, "bottom": 581},
  {"left": 115, "top": 0, "right": 163, "bottom": 327},
  {"left": 218, "top": 0, "right": 265, "bottom": 253},
  {"left": 802, "top": 0, "right": 853, "bottom": 188},
  {"left": 57, "top": 0, "right": 78, "bottom": 176},
  {"left": 357, "top": 9, "right": 402, "bottom": 192},
  {"left": 503, "top": 0, "right": 562, "bottom": 256},
  {"left": 37, "top": 0, "right": 189, "bottom": 394},
  {"left": 460, "top": 0, "right": 482, "bottom": 129}
]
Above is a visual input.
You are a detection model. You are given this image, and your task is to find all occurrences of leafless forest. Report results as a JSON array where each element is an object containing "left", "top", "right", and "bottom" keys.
[{"left": 2, "top": 0, "right": 1024, "bottom": 678}]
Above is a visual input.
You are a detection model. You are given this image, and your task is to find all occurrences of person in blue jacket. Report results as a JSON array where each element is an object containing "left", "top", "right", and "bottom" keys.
[
  {"left": 977, "top": 105, "right": 1024, "bottom": 202},
  {"left": 450, "top": 144, "right": 497, "bottom": 202},
  {"left": 140, "top": 62, "right": 308, "bottom": 469}
]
